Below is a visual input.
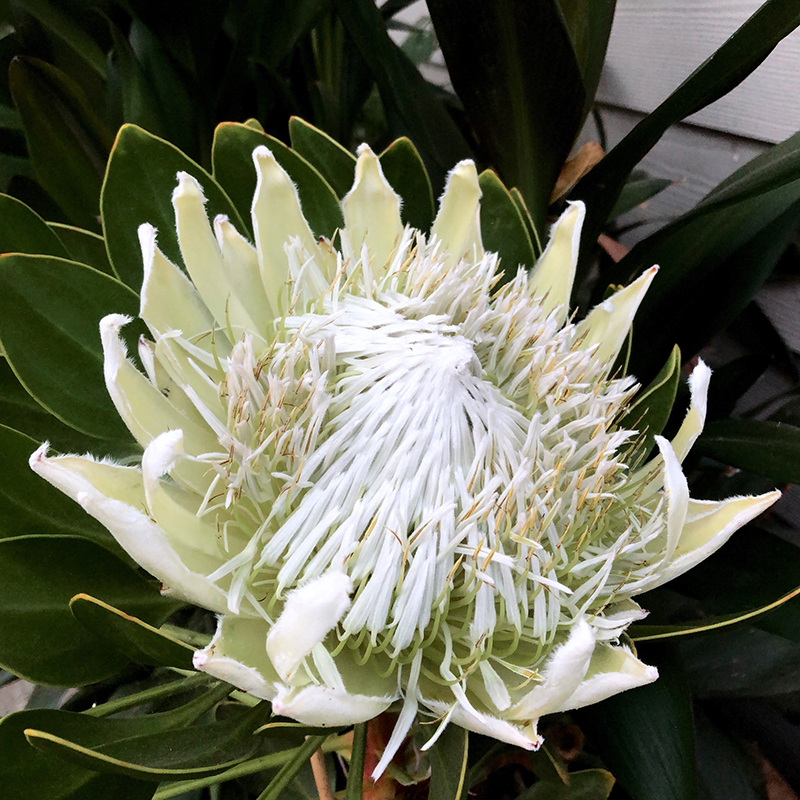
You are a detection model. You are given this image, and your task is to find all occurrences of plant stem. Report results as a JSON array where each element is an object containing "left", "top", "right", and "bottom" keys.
[
  {"left": 310, "top": 746, "right": 334, "bottom": 800},
  {"left": 83, "top": 672, "right": 211, "bottom": 717}
]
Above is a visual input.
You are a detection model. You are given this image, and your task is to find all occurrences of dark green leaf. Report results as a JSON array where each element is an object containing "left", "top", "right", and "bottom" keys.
[
  {"left": 618, "top": 345, "right": 680, "bottom": 467},
  {"left": 428, "top": 724, "right": 469, "bottom": 800},
  {"left": 288, "top": 117, "right": 357, "bottom": 199},
  {"left": 255, "top": 735, "right": 327, "bottom": 800},
  {"left": 0, "top": 193, "right": 69, "bottom": 257},
  {"left": 694, "top": 419, "right": 800, "bottom": 484},
  {"left": 510, "top": 187, "right": 541, "bottom": 254},
  {"left": 0, "top": 254, "right": 139, "bottom": 443},
  {"left": 518, "top": 769, "right": 615, "bottom": 799},
  {"left": 574, "top": 0, "right": 800, "bottom": 248},
  {"left": 344, "top": 723, "right": 367, "bottom": 800},
  {"left": 428, "top": 0, "right": 585, "bottom": 235},
  {"left": 609, "top": 170, "right": 672, "bottom": 220},
  {"left": 335, "top": 0, "right": 471, "bottom": 191},
  {"left": 577, "top": 644, "right": 697, "bottom": 800},
  {"left": 101, "top": 125, "right": 246, "bottom": 290},
  {"left": 478, "top": 169, "right": 536, "bottom": 279},
  {"left": 0, "top": 424, "right": 114, "bottom": 548},
  {"left": 9, "top": 56, "right": 114, "bottom": 230},
  {"left": 48, "top": 222, "right": 115, "bottom": 276},
  {"left": 26, "top": 704, "right": 267, "bottom": 781},
  {"left": 0, "top": 535, "right": 181, "bottom": 685},
  {"left": 211, "top": 122, "right": 343, "bottom": 240},
  {"left": 380, "top": 136, "right": 435, "bottom": 231},
  {"left": 70, "top": 594, "right": 195, "bottom": 670},
  {"left": 0, "top": 684, "right": 230, "bottom": 800},
  {"left": 706, "top": 354, "right": 770, "bottom": 422}
]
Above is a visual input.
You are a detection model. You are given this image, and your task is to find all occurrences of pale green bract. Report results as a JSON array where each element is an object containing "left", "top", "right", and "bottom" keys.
[{"left": 31, "top": 143, "right": 778, "bottom": 776}]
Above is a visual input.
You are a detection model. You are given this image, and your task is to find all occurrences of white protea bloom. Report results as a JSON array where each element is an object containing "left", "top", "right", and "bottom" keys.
[{"left": 31, "top": 143, "right": 778, "bottom": 776}]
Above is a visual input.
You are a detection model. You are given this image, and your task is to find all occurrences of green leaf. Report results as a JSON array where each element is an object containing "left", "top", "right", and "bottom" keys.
[
  {"left": 344, "top": 723, "right": 367, "bottom": 800},
  {"left": 48, "top": 222, "right": 115, "bottom": 276},
  {"left": 576, "top": 643, "right": 698, "bottom": 800},
  {"left": 609, "top": 170, "right": 672, "bottom": 220},
  {"left": 0, "top": 254, "right": 139, "bottom": 443},
  {"left": 574, "top": 0, "right": 800, "bottom": 248},
  {"left": 631, "top": 585, "right": 800, "bottom": 642},
  {"left": 519, "top": 769, "right": 615, "bottom": 799},
  {"left": 694, "top": 419, "right": 800, "bottom": 484},
  {"left": 0, "top": 424, "right": 114, "bottom": 548},
  {"left": 618, "top": 345, "right": 680, "bottom": 467},
  {"left": 557, "top": 0, "right": 617, "bottom": 126},
  {"left": 70, "top": 594, "right": 195, "bottom": 670},
  {"left": 25, "top": 704, "right": 267, "bottom": 781},
  {"left": 614, "top": 132, "right": 800, "bottom": 378},
  {"left": 255, "top": 735, "right": 327, "bottom": 800},
  {"left": 0, "top": 193, "right": 69, "bottom": 257},
  {"left": 211, "top": 122, "right": 343, "bottom": 240},
  {"left": 428, "top": 0, "right": 585, "bottom": 235},
  {"left": 244, "top": 118, "right": 265, "bottom": 132},
  {"left": 510, "top": 187, "right": 542, "bottom": 255},
  {"left": 101, "top": 124, "right": 246, "bottom": 290},
  {"left": 0, "top": 684, "right": 231, "bottom": 800},
  {"left": 289, "top": 116, "right": 356, "bottom": 199},
  {"left": 9, "top": 56, "right": 114, "bottom": 230},
  {"left": 13, "top": 0, "right": 107, "bottom": 78},
  {"left": 334, "top": 0, "right": 472, "bottom": 191},
  {"left": 478, "top": 169, "right": 536, "bottom": 279},
  {"left": 0, "top": 534, "right": 181, "bottom": 685},
  {"left": 380, "top": 136, "right": 435, "bottom": 231},
  {"left": 428, "top": 725, "right": 469, "bottom": 800}
]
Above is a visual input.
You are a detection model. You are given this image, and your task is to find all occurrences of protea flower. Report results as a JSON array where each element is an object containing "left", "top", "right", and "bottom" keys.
[{"left": 31, "top": 142, "right": 778, "bottom": 776}]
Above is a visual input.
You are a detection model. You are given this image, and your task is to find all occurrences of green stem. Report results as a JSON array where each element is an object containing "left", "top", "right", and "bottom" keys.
[
  {"left": 344, "top": 723, "right": 367, "bottom": 800},
  {"left": 256, "top": 735, "right": 328, "bottom": 800},
  {"left": 83, "top": 673, "right": 211, "bottom": 717},
  {"left": 160, "top": 624, "right": 212, "bottom": 648}
]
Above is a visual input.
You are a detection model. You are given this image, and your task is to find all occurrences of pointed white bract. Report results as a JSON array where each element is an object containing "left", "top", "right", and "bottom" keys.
[{"left": 31, "top": 142, "right": 779, "bottom": 773}]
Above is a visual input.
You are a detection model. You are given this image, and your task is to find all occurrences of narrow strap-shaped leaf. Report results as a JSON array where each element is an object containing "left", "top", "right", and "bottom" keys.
[
  {"left": 70, "top": 594, "right": 195, "bottom": 670},
  {"left": 256, "top": 735, "right": 327, "bottom": 800},
  {"left": 428, "top": 0, "right": 584, "bottom": 236},
  {"left": 289, "top": 116, "right": 357, "bottom": 199},
  {"left": 211, "top": 122, "right": 343, "bottom": 239},
  {"left": 573, "top": 0, "right": 800, "bottom": 249},
  {"left": 380, "top": 137, "right": 435, "bottom": 231},
  {"left": 428, "top": 725, "right": 469, "bottom": 800}
]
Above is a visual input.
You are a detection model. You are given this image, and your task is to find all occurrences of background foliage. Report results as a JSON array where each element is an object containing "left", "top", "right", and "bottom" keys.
[{"left": 0, "top": 0, "right": 800, "bottom": 798}]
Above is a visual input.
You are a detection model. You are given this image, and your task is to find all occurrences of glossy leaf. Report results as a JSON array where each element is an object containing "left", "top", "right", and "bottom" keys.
[
  {"left": 0, "top": 254, "right": 139, "bottom": 443},
  {"left": 694, "top": 419, "right": 800, "bottom": 484},
  {"left": 609, "top": 170, "right": 672, "bottom": 220},
  {"left": 428, "top": 724, "right": 469, "bottom": 800},
  {"left": 577, "top": 644, "right": 698, "bottom": 800},
  {"left": 101, "top": 125, "right": 246, "bottom": 289},
  {"left": 0, "top": 424, "right": 113, "bottom": 548},
  {"left": 48, "top": 222, "right": 115, "bottom": 276},
  {"left": 9, "top": 57, "right": 113, "bottom": 230},
  {"left": 0, "top": 535, "right": 181, "bottom": 685},
  {"left": 289, "top": 116, "right": 356, "bottom": 198},
  {"left": 479, "top": 169, "right": 536, "bottom": 279},
  {"left": 211, "top": 122, "right": 343, "bottom": 239},
  {"left": 614, "top": 131, "right": 800, "bottom": 378},
  {"left": 618, "top": 345, "right": 680, "bottom": 467},
  {"left": 256, "top": 735, "right": 328, "bottom": 800},
  {"left": 0, "top": 193, "right": 69, "bottom": 257},
  {"left": 380, "top": 136, "right": 435, "bottom": 231},
  {"left": 335, "top": 0, "right": 471, "bottom": 191},
  {"left": 70, "top": 594, "right": 195, "bottom": 670},
  {"left": 631, "top": 584, "right": 800, "bottom": 642},
  {"left": 0, "top": 685, "right": 231, "bottom": 800},
  {"left": 25, "top": 704, "right": 267, "bottom": 781},
  {"left": 519, "top": 769, "right": 615, "bottom": 799},
  {"left": 428, "top": 0, "right": 585, "bottom": 236},
  {"left": 574, "top": 0, "right": 800, "bottom": 249}
]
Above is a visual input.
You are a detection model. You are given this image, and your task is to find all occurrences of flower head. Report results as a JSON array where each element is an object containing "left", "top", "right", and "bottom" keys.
[{"left": 31, "top": 142, "right": 778, "bottom": 775}]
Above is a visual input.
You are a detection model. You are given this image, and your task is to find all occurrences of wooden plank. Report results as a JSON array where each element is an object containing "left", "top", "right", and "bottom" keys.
[{"left": 597, "top": 0, "right": 800, "bottom": 144}]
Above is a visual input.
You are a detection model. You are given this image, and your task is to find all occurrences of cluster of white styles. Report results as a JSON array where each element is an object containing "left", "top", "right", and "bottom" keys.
[{"left": 32, "top": 143, "right": 778, "bottom": 776}]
